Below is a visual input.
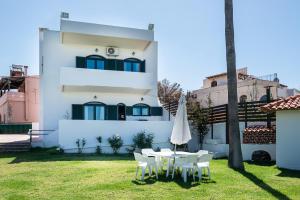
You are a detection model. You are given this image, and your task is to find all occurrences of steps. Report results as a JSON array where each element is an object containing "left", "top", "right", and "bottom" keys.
[{"left": 0, "top": 142, "right": 31, "bottom": 152}]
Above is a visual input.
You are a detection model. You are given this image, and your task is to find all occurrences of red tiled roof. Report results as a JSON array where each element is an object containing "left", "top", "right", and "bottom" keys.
[
  {"left": 261, "top": 95, "right": 300, "bottom": 112},
  {"left": 244, "top": 125, "right": 275, "bottom": 134}
]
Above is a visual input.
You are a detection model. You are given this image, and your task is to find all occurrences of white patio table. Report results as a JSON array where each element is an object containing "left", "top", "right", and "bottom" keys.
[{"left": 148, "top": 151, "right": 198, "bottom": 177}]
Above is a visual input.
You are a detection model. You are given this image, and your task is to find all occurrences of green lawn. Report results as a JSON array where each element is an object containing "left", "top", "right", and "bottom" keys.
[{"left": 0, "top": 151, "right": 299, "bottom": 200}]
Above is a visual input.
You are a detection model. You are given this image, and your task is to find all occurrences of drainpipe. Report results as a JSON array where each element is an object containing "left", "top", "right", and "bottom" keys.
[{"left": 266, "top": 86, "right": 271, "bottom": 128}]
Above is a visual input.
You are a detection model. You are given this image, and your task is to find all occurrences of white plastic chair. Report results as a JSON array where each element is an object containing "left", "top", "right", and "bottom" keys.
[
  {"left": 160, "top": 148, "right": 173, "bottom": 153},
  {"left": 196, "top": 153, "right": 213, "bottom": 180},
  {"left": 160, "top": 148, "right": 174, "bottom": 176},
  {"left": 197, "top": 150, "right": 209, "bottom": 155},
  {"left": 142, "top": 148, "right": 163, "bottom": 172},
  {"left": 172, "top": 155, "right": 198, "bottom": 182},
  {"left": 134, "top": 152, "right": 158, "bottom": 181},
  {"left": 141, "top": 148, "right": 155, "bottom": 156}
]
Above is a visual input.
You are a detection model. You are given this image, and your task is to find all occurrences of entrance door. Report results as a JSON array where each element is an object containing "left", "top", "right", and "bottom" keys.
[{"left": 117, "top": 104, "right": 126, "bottom": 121}]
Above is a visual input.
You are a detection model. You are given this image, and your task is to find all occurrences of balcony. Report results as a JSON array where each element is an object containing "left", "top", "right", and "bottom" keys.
[{"left": 60, "top": 67, "right": 154, "bottom": 94}]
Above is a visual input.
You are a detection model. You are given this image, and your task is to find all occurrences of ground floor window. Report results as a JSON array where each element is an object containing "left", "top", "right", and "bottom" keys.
[
  {"left": 132, "top": 104, "right": 150, "bottom": 116},
  {"left": 84, "top": 103, "right": 105, "bottom": 120}
]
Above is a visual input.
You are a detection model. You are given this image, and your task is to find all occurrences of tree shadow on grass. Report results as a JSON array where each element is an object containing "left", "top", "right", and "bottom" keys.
[
  {"left": 131, "top": 171, "right": 216, "bottom": 189},
  {"left": 245, "top": 160, "right": 276, "bottom": 167},
  {"left": 0, "top": 151, "right": 133, "bottom": 164},
  {"left": 277, "top": 168, "right": 300, "bottom": 179},
  {"left": 236, "top": 169, "right": 291, "bottom": 200}
]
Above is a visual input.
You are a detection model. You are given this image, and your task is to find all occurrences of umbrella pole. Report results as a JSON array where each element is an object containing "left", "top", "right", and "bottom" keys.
[{"left": 174, "top": 144, "right": 177, "bottom": 155}]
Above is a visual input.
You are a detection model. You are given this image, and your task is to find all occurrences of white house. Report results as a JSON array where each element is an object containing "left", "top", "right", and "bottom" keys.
[
  {"left": 39, "top": 18, "right": 173, "bottom": 152},
  {"left": 262, "top": 95, "right": 300, "bottom": 170}
]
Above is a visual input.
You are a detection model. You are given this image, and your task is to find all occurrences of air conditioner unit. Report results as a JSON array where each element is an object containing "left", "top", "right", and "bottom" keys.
[{"left": 106, "top": 47, "right": 119, "bottom": 57}]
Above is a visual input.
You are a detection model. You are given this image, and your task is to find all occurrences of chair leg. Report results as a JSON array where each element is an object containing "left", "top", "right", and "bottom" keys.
[
  {"left": 149, "top": 166, "right": 152, "bottom": 176},
  {"left": 166, "top": 159, "right": 171, "bottom": 177},
  {"left": 183, "top": 168, "right": 187, "bottom": 183},
  {"left": 155, "top": 166, "right": 158, "bottom": 179},
  {"left": 172, "top": 166, "right": 176, "bottom": 179},
  {"left": 141, "top": 167, "right": 146, "bottom": 181},
  {"left": 198, "top": 167, "right": 202, "bottom": 181},
  {"left": 207, "top": 167, "right": 211, "bottom": 179}
]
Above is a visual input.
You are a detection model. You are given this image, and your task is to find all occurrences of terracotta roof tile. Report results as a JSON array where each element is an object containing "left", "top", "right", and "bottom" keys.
[
  {"left": 261, "top": 95, "right": 300, "bottom": 112},
  {"left": 244, "top": 125, "right": 276, "bottom": 134}
]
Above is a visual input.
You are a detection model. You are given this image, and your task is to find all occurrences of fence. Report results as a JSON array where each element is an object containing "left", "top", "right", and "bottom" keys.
[
  {"left": 0, "top": 123, "right": 32, "bottom": 134},
  {"left": 162, "top": 100, "right": 275, "bottom": 144}
]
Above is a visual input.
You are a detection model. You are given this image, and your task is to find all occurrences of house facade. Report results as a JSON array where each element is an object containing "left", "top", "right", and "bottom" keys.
[
  {"left": 0, "top": 65, "right": 39, "bottom": 124},
  {"left": 39, "top": 19, "right": 172, "bottom": 152},
  {"left": 262, "top": 95, "right": 300, "bottom": 170},
  {"left": 192, "top": 68, "right": 289, "bottom": 107}
]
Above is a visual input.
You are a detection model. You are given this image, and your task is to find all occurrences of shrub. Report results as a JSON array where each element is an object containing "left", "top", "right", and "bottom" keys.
[
  {"left": 127, "top": 131, "right": 154, "bottom": 153},
  {"left": 76, "top": 138, "right": 86, "bottom": 154},
  {"left": 107, "top": 134, "right": 123, "bottom": 154},
  {"left": 96, "top": 136, "right": 102, "bottom": 154}
]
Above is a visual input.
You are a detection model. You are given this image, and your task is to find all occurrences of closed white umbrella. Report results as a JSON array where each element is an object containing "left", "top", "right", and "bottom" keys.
[{"left": 170, "top": 95, "right": 191, "bottom": 154}]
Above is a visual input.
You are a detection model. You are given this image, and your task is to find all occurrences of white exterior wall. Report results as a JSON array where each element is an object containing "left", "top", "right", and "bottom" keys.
[
  {"left": 59, "top": 120, "right": 173, "bottom": 153},
  {"left": 39, "top": 20, "right": 170, "bottom": 147},
  {"left": 200, "top": 122, "right": 276, "bottom": 160},
  {"left": 276, "top": 110, "right": 300, "bottom": 170}
]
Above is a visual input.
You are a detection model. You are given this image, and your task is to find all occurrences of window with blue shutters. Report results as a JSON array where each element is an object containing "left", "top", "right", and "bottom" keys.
[
  {"left": 83, "top": 102, "right": 106, "bottom": 120},
  {"left": 132, "top": 103, "right": 150, "bottom": 116},
  {"left": 123, "top": 58, "right": 144, "bottom": 72},
  {"left": 86, "top": 55, "right": 105, "bottom": 70},
  {"left": 76, "top": 56, "right": 145, "bottom": 72}
]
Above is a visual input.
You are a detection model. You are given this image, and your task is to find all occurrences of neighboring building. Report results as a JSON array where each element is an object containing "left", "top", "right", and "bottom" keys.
[
  {"left": 262, "top": 95, "right": 300, "bottom": 170},
  {"left": 0, "top": 65, "right": 39, "bottom": 124},
  {"left": 287, "top": 88, "right": 300, "bottom": 96},
  {"left": 39, "top": 18, "right": 172, "bottom": 151},
  {"left": 192, "top": 68, "right": 289, "bottom": 107}
]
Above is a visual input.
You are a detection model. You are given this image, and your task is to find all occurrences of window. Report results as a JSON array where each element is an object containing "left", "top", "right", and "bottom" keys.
[
  {"left": 84, "top": 102, "right": 105, "bottom": 120},
  {"left": 240, "top": 95, "right": 247, "bottom": 103},
  {"left": 86, "top": 55, "right": 105, "bottom": 70},
  {"left": 124, "top": 58, "right": 141, "bottom": 72},
  {"left": 211, "top": 80, "right": 218, "bottom": 87},
  {"left": 132, "top": 104, "right": 150, "bottom": 116},
  {"left": 260, "top": 95, "right": 267, "bottom": 102}
]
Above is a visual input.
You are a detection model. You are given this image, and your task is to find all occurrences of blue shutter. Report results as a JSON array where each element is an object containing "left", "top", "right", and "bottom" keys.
[
  {"left": 140, "top": 60, "right": 146, "bottom": 72},
  {"left": 150, "top": 107, "right": 163, "bottom": 116},
  {"left": 76, "top": 57, "right": 86, "bottom": 68},
  {"left": 72, "top": 104, "right": 84, "bottom": 119},
  {"left": 105, "top": 59, "right": 116, "bottom": 70},
  {"left": 126, "top": 106, "right": 133, "bottom": 116},
  {"left": 107, "top": 105, "right": 118, "bottom": 120},
  {"left": 116, "top": 60, "right": 124, "bottom": 71}
]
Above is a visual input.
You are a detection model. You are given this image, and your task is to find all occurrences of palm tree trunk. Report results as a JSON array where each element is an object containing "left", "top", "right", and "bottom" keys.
[{"left": 224, "top": 0, "right": 244, "bottom": 170}]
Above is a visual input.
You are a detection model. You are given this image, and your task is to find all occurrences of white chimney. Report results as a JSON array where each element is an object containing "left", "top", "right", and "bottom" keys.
[{"left": 24, "top": 66, "right": 28, "bottom": 76}]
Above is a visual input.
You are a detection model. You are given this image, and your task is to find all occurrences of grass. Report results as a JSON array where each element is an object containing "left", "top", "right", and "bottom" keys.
[{"left": 0, "top": 151, "right": 299, "bottom": 200}]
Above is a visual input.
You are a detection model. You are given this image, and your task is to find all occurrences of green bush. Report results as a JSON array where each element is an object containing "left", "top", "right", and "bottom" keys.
[
  {"left": 96, "top": 136, "right": 102, "bottom": 154},
  {"left": 107, "top": 134, "right": 123, "bottom": 154},
  {"left": 76, "top": 138, "right": 86, "bottom": 154},
  {"left": 127, "top": 131, "right": 154, "bottom": 153}
]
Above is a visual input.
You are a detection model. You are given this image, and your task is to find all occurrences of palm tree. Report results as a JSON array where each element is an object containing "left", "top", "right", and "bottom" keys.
[{"left": 224, "top": 0, "right": 244, "bottom": 169}]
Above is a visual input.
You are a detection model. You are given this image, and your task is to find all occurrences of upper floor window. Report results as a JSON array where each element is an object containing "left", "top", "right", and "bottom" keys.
[
  {"left": 132, "top": 103, "right": 150, "bottom": 116},
  {"left": 124, "top": 58, "right": 142, "bottom": 72},
  {"left": 239, "top": 95, "right": 247, "bottom": 103},
  {"left": 86, "top": 55, "right": 105, "bottom": 70},
  {"left": 84, "top": 102, "right": 105, "bottom": 120},
  {"left": 211, "top": 80, "right": 218, "bottom": 87}
]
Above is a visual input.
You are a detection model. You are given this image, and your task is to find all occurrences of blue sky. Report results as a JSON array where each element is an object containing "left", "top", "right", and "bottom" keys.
[{"left": 0, "top": 0, "right": 299, "bottom": 91}]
